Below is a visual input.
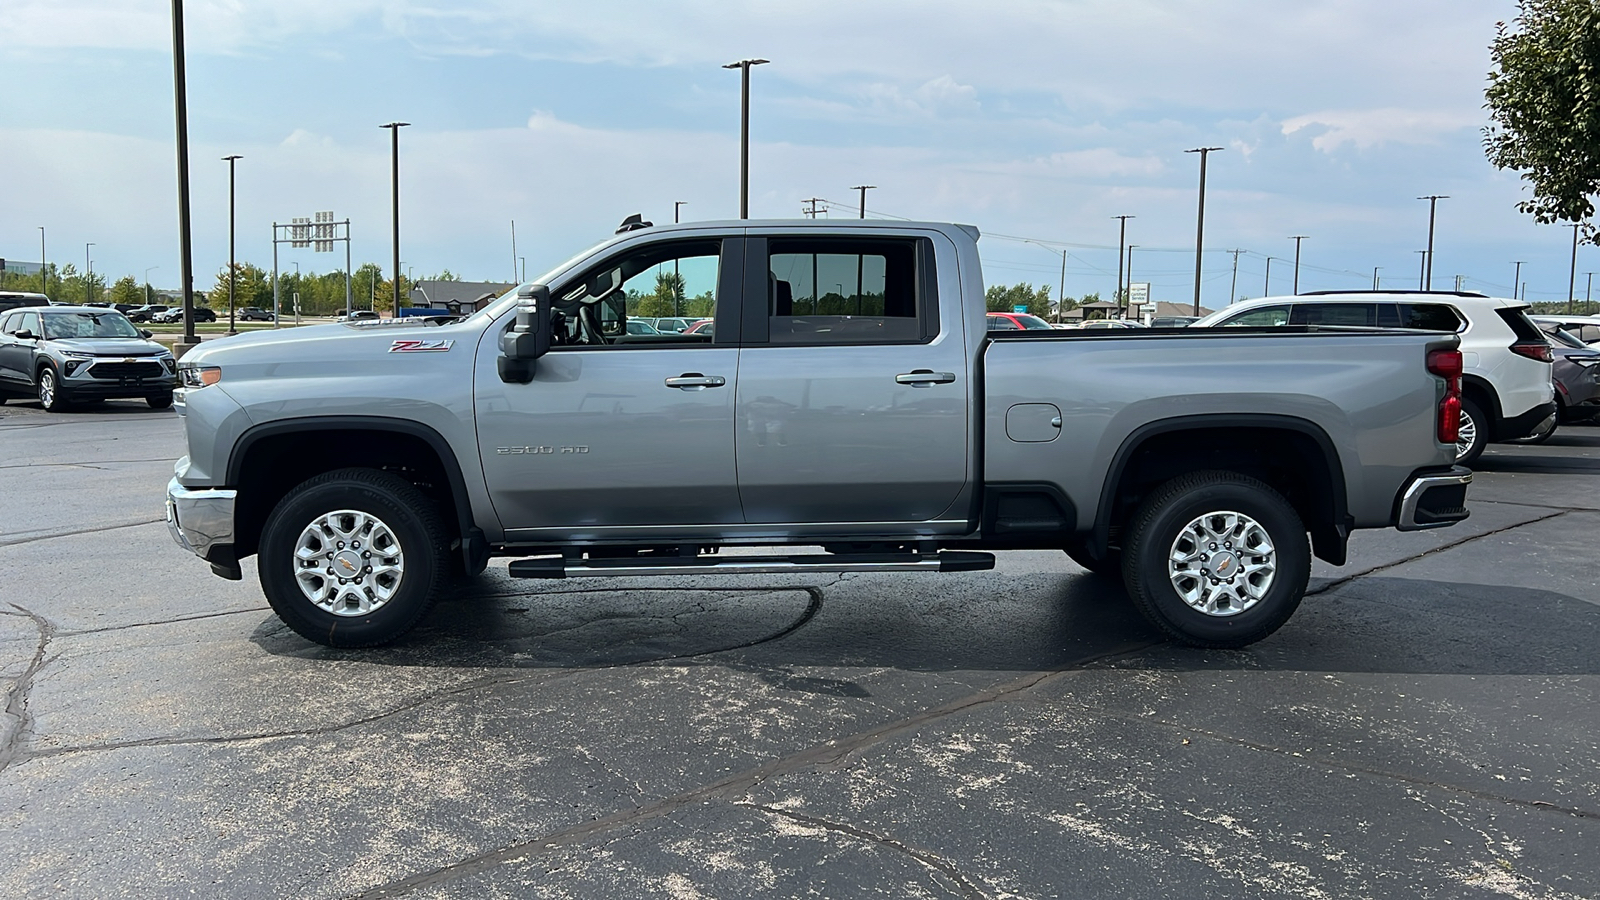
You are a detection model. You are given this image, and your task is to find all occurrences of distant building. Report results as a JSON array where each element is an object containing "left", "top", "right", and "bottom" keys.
[
  {"left": 409, "top": 280, "right": 515, "bottom": 314},
  {"left": 0, "top": 259, "right": 43, "bottom": 277}
]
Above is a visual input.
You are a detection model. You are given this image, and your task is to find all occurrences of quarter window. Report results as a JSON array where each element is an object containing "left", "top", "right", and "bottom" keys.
[{"left": 1397, "top": 303, "right": 1464, "bottom": 332}]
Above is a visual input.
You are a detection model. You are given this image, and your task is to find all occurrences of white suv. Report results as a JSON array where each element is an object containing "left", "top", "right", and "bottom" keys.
[{"left": 1194, "top": 291, "right": 1555, "bottom": 465}]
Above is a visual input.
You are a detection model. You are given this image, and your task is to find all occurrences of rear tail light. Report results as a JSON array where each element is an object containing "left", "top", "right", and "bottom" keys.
[
  {"left": 1427, "top": 348, "right": 1463, "bottom": 444},
  {"left": 1510, "top": 341, "right": 1554, "bottom": 363}
]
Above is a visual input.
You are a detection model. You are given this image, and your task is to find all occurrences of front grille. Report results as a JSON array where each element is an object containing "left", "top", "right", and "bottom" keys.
[{"left": 88, "top": 361, "right": 165, "bottom": 380}]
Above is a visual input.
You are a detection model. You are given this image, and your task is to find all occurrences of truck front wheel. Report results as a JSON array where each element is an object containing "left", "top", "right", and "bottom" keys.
[
  {"left": 1121, "top": 471, "right": 1310, "bottom": 648},
  {"left": 258, "top": 468, "right": 448, "bottom": 648}
]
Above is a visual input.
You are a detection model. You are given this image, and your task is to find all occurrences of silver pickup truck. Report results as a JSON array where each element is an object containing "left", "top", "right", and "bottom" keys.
[{"left": 166, "top": 218, "right": 1471, "bottom": 649}]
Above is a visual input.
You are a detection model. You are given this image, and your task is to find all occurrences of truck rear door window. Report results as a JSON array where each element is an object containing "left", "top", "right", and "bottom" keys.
[{"left": 765, "top": 238, "right": 932, "bottom": 345}]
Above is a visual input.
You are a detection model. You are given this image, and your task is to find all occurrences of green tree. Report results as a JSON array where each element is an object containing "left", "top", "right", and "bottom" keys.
[
  {"left": 1485, "top": 0, "right": 1600, "bottom": 239},
  {"left": 984, "top": 283, "right": 1054, "bottom": 317},
  {"left": 631, "top": 271, "right": 684, "bottom": 318},
  {"left": 109, "top": 275, "right": 143, "bottom": 307}
]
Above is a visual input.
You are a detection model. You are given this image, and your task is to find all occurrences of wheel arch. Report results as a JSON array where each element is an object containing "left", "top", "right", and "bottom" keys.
[
  {"left": 227, "top": 416, "right": 485, "bottom": 575},
  {"left": 1460, "top": 375, "right": 1503, "bottom": 435},
  {"left": 1091, "top": 414, "right": 1351, "bottom": 566}
]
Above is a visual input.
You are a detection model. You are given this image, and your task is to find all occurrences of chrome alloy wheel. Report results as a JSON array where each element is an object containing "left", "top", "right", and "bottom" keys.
[
  {"left": 38, "top": 368, "right": 56, "bottom": 408},
  {"left": 1455, "top": 408, "right": 1478, "bottom": 461},
  {"left": 1167, "top": 510, "right": 1276, "bottom": 617},
  {"left": 292, "top": 509, "right": 405, "bottom": 616}
]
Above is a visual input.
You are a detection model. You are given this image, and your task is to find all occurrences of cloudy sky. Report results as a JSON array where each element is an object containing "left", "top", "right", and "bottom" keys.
[{"left": 2, "top": 0, "right": 1584, "bottom": 307}]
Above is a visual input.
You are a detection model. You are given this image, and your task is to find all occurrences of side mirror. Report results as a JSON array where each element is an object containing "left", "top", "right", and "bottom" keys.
[
  {"left": 498, "top": 284, "right": 551, "bottom": 384},
  {"left": 139, "top": 329, "right": 153, "bottom": 339}
]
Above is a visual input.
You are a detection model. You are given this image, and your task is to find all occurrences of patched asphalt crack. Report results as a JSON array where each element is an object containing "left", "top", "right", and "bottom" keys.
[
  {"left": 1056, "top": 698, "right": 1600, "bottom": 822},
  {"left": 16, "top": 586, "right": 826, "bottom": 767},
  {"left": 56, "top": 606, "right": 273, "bottom": 637},
  {"left": 0, "top": 457, "right": 176, "bottom": 470},
  {"left": 0, "top": 604, "right": 57, "bottom": 774},
  {"left": 0, "top": 518, "right": 166, "bottom": 548},
  {"left": 739, "top": 802, "right": 991, "bottom": 900},
  {"left": 343, "top": 639, "right": 1160, "bottom": 899},
  {"left": 1306, "top": 508, "right": 1571, "bottom": 597}
]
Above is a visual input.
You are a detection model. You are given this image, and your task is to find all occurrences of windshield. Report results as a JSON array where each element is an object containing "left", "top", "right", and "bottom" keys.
[{"left": 42, "top": 311, "right": 141, "bottom": 339}]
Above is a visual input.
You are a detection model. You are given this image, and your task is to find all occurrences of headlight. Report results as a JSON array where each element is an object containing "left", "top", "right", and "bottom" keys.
[
  {"left": 178, "top": 365, "right": 222, "bottom": 388},
  {"left": 61, "top": 350, "right": 96, "bottom": 360}
]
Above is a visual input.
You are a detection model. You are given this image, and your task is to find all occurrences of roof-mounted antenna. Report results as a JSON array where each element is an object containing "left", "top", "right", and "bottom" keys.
[{"left": 615, "top": 214, "right": 652, "bottom": 234}]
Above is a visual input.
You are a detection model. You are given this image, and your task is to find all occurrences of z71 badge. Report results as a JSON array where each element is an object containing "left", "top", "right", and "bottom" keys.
[{"left": 389, "top": 339, "right": 455, "bottom": 353}]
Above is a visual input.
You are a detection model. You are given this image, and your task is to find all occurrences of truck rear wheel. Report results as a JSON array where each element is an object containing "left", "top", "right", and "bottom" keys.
[
  {"left": 258, "top": 467, "right": 448, "bottom": 648},
  {"left": 1121, "top": 470, "right": 1310, "bottom": 648}
]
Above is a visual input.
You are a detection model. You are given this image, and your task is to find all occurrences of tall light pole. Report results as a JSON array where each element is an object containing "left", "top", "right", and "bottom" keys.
[
  {"left": 1586, "top": 272, "right": 1595, "bottom": 312},
  {"left": 1228, "top": 249, "right": 1243, "bottom": 305},
  {"left": 1126, "top": 245, "right": 1139, "bottom": 316},
  {"left": 380, "top": 121, "right": 410, "bottom": 316},
  {"left": 510, "top": 219, "right": 518, "bottom": 285},
  {"left": 1113, "top": 215, "right": 1134, "bottom": 305},
  {"left": 1416, "top": 250, "right": 1428, "bottom": 289},
  {"left": 222, "top": 154, "right": 241, "bottom": 333},
  {"left": 1568, "top": 223, "right": 1582, "bottom": 314},
  {"left": 674, "top": 201, "right": 687, "bottom": 224},
  {"left": 1372, "top": 266, "right": 1381, "bottom": 290},
  {"left": 1290, "top": 235, "right": 1308, "bottom": 294},
  {"left": 85, "top": 243, "right": 94, "bottom": 304},
  {"left": 170, "top": 0, "right": 197, "bottom": 346},
  {"left": 723, "top": 58, "right": 768, "bottom": 219},
  {"left": 1264, "top": 257, "right": 1275, "bottom": 296},
  {"left": 1186, "top": 147, "right": 1223, "bottom": 315},
  {"left": 1510, "top": 261, "right": 1525, "bottom": 300},
  {"left": 851, "top": 185, "right": 875, "bottom": 219},
  {"left": 145, "top": 266, "right": 159, "bottom": 306},
  {"left": 1418, "top": 195, "right": 1448, "bottom": 290},
  {"left": 38, "top": 226, "right": 46, "bottom": 299}
]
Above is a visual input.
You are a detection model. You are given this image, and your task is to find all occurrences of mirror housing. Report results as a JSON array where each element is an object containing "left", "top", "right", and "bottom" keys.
[
  {"left": 139, "top": 329, "right": 153, "bottom": 339},
  {"left": 498, "top": 284, "right": 551, "bottom": 384},
  {"left": 15, "top": 330, "right": 37, "bottom": 341}
]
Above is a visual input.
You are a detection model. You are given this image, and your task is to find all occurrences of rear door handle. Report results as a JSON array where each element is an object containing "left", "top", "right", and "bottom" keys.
[
  {"left": 665, "top": 373, "right": 727, "bottom": 390},
  {"left": 895, "top": 370, "right": 957, "bottom": 386}
]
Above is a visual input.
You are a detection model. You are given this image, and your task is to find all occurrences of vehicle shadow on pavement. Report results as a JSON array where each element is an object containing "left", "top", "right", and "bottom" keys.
[
  {"left": 1131, "top": 575, "right": 1600, "bottom": 676},
  {"left": 1473, "top": 452, "right": 1600, "bottom": 475},
  {"left": 0, "top": 399, "right": 173, "bottom": 417},
  {"left": 246, "top": 572, "right": 1163, "bottom": 673}
]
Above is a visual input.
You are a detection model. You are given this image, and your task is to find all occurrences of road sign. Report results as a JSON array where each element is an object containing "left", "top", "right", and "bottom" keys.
[
  {"left": 1128, "top": 282, "right": 1151, "bottom": 305},
  {"left": 1013, "top": 305, "right": 1028, "bottom": 314}
]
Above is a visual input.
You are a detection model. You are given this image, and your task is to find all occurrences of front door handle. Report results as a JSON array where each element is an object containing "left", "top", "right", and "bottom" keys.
[
  {"left": 665, "top": 373, "right": 727, "bottom": 390},
  {"left": 895, "top": 369, "right": 957, "bottom": 387}
]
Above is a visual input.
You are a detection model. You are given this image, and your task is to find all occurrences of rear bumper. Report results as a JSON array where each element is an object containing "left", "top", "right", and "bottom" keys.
[
  {"left": 1394, "top": 466, "right": 1472, "bottom": 531},
  {"left": 1496, "top": 401, "right": 1557, "bottom": 441}
]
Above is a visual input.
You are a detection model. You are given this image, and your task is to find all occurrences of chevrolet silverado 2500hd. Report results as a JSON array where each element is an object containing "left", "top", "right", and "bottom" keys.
[{"left": 166, "top": 218, "right": 1472, "bottom": 649}]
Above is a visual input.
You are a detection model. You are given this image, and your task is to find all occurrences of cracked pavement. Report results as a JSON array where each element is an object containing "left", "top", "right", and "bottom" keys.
[{"left": 0, "top": 399, "right": 1597, "bottom": 899}]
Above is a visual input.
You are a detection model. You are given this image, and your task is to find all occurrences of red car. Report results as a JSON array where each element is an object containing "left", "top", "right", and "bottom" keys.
[
  {"left": 684, "top": 319, "right": 715, "bottom": 335},
  {"left": 985, "top": 311, "right": 1054, "bottom": 331}
]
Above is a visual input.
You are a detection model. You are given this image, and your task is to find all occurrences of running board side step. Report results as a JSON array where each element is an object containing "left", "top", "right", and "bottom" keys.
[{"left": 508, "top": 550, "right": 996, "bottom": 580}]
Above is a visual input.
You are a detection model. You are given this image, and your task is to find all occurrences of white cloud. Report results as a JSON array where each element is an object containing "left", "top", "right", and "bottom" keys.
[{"left": 1280, "top": 107, "right": 1482, "bottom": 152}]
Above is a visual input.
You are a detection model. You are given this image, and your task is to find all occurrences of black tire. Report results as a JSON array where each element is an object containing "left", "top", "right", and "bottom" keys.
[
  {"left": 1455, "top": 396, "right": 1488, "bottom": 467},
  {"left": 36, "top": 365, "right": 69, "bottom": 412},
  {"left": 147, "top": 392, "right": 174, "bottom": 410},
  {"left": 1122, "top": 470, "right": 1311, "bottom": 649},
  {"left": 258, "top": 468, "right": 449, "bottom": 648},
  {"left": 1064, "top": 543, "right": 1120, "bottom": 577}
]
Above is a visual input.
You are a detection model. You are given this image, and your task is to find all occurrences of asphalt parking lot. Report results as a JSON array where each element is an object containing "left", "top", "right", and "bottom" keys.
[{"left": 1, "top": 398, "right": 1597, "bottom": 899}]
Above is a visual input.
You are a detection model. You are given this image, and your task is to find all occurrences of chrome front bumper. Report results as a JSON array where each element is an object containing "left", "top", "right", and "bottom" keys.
[
  {"left": 166, "top": 475, "right": 237, "bottom": 559},
  {"left": 1395, "top": 467, "right": 1472, "bottom": 531}
]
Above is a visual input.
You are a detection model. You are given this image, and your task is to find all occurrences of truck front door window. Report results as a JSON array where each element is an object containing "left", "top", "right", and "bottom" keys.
[{"left": 551, "top": 240, "right": 722, "bottom": 348}]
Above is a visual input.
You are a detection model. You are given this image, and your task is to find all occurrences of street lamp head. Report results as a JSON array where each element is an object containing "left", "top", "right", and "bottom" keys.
[
  {"left": 1185, "top": 146, "right": 1225, "bottom": 153},
  {"left": 222, "top": 154, "right": 242, "bottom": 162},
  {"left": 380, "top": 121, "right": 411, "bottom": 129},
  {"left": 723, "top": 59, "right": 769, "bottom": 69}
]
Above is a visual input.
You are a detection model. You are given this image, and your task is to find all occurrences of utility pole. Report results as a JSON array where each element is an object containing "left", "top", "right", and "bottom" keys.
[
  {"left": 1186, "top": 148, "right": 1223, "bottom": 315},
  {"left": 1290, "top": 235, "right": 1308, "bottom": 294},
  {"left": 723, "top": 58, "right": 769, "bottom": 219},
  {"left": 1418, "top": 195, "right": 1448, "bottom": 290},
  {"left": 1455, "top": 274, "right": 1464, "bottom": 292},
  {"left": 1569, "top": 223, "right": 1583, "bottom": 314},
  {"left": 1416, "top": 250, "right": 1428, "bottom": 289},
  {"left": 1228, "top": 249, "right": 1243, "bottom": 305},
  {"left": 1372, "top": 266, "right": 1381, "bottom": 290},
  {"left": 510, "top": 220, "right": 517, "bottom": 284},
  {"left": 170, "top": 0, "right": 197, "bottom": 347},
  {"left": 380, "top": 121, "right": 410, "bottom": 316},
  {"left": 1586, "top": 272, "right": 1595, "bottom": 312},
  {"left": 85, "top": 243, "right": 94, "bottom": 304},
  {"left": 38, "top": 227, "right": 46, "bottom": 300},
  {"left": 851, "top": 185, "right": 875, "bottom": 219},
  {"left": 1511, "top": 261, "right": 1525, "bottom": 301},
  {"left": 223, "top": 154, "right": 241, "bottom": 333},
  {"left": 1113, "top": 215, "right": 1134, "bottom": 306},
  {"left": 1126, "top": 245, "right": 1139, "bottom": 317},
  {"left": 802, "top": 198, "right": 825, "bottom": 218}
]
